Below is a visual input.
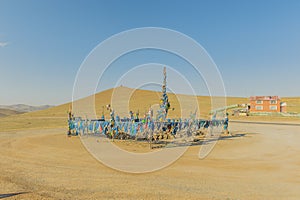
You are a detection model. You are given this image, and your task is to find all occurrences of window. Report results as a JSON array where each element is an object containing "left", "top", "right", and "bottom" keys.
[
  {"left": 256, "top": 106, "right": 263, "bottom": 110},
  {"left": 256, "top": 100, "right": 263, "bottom": 104},
  {"left": 269, "top": 105, "right": 277, "bottom": 110},
  {"left": 270, "top": 100, "right": 277, "bottom": 104}
]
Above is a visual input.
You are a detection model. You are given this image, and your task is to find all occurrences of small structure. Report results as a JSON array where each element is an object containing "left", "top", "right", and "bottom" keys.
[
  {"left": 249, "top": 96, "right": 286, "bottom": 113},
  {"left": 232, "top": 108, "right": 249, "bottom": 116}
]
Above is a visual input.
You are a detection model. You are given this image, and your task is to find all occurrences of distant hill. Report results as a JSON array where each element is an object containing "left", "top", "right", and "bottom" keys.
[
  {"left": 0, "top": 87, "right": 299, "bottom": 131},
  {"left": 0, "top": 108, "right": 24, "bottom": 118},
  {"left": 0, "top": 104, "right": 53, "bottom": 113},
  {"left": 25, "top": 87, "right": 248, "bottom": 119},
  {"left": 1, "top": 89, "right": 299, "bottom": 120}
]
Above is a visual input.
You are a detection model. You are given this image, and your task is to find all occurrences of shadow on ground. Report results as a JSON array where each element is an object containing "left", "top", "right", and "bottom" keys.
[
  {"left": 151, "top": 132, "right": 247, "bottom": 149},
  {"left": 0, "top": 192, "right": 28, "bottom": 199}
]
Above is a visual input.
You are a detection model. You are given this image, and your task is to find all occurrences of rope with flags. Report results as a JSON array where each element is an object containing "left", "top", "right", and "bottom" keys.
[{"left": 68, "top": 116, "right": 227, "bottom": 139}]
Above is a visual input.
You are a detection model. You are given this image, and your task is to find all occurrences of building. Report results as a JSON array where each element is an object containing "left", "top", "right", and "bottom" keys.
[{"left": 249, "top": 96, "right": 286, "bottom": 113}]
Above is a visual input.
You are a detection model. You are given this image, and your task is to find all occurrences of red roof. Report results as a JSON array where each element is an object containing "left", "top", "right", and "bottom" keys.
[{"left": 249, "top": 96, "right": 280, "bottom": 101}]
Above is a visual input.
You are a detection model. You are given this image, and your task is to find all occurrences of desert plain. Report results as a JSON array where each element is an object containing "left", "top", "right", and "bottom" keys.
[{"left": 1, "top": 88, "right": 300, "bottom": 200}]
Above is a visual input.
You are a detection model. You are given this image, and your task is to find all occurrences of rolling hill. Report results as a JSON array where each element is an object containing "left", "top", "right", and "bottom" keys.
[
  {"left": 0, "top": 104, "right": 53, "bottom": 113},
  {"left": 0, "top": 86, "right": 299, "bottom": 131},
  {"left": 25, "top": 86, "right": 248, "bottom": 119},
  {"left": 0, "top": 108, "right": 24, "bottom": 118}
]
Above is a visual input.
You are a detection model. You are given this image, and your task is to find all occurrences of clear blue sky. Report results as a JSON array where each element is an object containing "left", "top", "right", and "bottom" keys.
[{"left": 0, "top": 0, "right": 299, "bottom": 105}]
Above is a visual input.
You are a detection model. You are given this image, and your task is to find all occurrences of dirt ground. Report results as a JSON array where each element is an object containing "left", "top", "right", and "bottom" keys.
[{"left": 1, "top": 122, "right": 300, "bottom": 200}]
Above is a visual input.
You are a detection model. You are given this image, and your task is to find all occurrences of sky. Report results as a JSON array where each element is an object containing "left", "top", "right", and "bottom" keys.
[{"left": 0, "top": 0, "right": 300, "bottom": 105}]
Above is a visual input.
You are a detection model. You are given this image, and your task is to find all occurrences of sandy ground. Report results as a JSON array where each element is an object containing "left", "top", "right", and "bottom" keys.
[{"left": 1, "top": 123, "right": 300, "bottom": 200}]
